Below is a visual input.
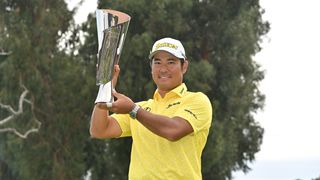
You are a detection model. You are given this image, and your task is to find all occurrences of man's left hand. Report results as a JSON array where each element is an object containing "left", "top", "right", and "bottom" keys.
[{"left": 108, "top": 90, "right": 135, "bottom": 114}]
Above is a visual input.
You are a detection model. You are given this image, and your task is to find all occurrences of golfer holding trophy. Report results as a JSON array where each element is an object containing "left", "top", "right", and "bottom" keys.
[{"left": 91, "top": 9, "right": 213, "bottom": 179}]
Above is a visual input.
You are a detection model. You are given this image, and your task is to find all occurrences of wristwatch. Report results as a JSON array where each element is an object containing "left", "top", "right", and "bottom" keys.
[{"left": 129, "top": 103, "right": 140, "bottom": 119}]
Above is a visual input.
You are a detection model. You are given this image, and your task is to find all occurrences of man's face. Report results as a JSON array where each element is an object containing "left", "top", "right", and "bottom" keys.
[{"left": 151, "top": 51, "right": 188, "bottom": 92}]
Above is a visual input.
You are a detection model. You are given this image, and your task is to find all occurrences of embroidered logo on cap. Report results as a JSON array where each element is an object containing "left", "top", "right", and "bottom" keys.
[{"left": 155, "top": 42, "right": 178, "bottom": 50}]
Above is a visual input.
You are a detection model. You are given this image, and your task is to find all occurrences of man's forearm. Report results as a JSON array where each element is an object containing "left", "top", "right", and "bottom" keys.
[
  {"left": 90, "top": 104, "right": 110, "bottom": 138},
  {"left": 136, "top": 108, "right": 193, "bottom": 141}
]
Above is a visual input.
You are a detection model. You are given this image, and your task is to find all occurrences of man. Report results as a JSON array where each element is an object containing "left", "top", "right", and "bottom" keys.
[{"left": 90, "top": 37, "right": 213, "bottom": 179}]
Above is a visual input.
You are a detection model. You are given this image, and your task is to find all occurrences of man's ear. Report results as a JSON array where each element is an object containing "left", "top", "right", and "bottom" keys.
[{"left": 182, "top": 60, "right": 189, "bottom": 74}]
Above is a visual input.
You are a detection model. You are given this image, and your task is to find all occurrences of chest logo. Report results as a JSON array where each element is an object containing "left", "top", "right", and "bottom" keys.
[{"left": 166, "top": 102, "right": 181, "bottom": 109}]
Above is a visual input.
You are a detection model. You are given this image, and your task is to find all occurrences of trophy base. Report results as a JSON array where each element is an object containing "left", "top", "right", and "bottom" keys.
[{"left": 94, "top": 81, "right": 113, "bottom": 104}]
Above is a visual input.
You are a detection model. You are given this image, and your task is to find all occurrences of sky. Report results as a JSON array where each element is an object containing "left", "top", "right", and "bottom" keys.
[
  {"left": 235, "top": 0, "right": 320, "bottom": 179},
  {"left": 68, "top": 0, "right": 320, "bottom": 179}
]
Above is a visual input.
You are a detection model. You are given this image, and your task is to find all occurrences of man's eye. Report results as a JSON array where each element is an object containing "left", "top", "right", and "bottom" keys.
[
  {"left": 168, "top": 61, "right": 175, "bottom": 64},
  {"left": 153, "top": 61, "right": 161, "bottom": 65}
]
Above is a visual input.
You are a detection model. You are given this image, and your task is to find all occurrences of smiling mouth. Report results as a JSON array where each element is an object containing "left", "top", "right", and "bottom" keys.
[{"left": 159, "top": 76, "right": 170, "bottom": 79}]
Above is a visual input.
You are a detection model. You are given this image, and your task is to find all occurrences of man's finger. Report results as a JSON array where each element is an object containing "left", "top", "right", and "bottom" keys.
[
  {"left": 112, "top": 65, "right": 120, "bottom": 88},
  {"left": 112, "top": 90, "right": 121, "bottom": 98}
]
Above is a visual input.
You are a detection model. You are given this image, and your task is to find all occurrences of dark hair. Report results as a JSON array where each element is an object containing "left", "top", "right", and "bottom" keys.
[{"left": 179, "top": 58, "right": 185, "bottom": 65}]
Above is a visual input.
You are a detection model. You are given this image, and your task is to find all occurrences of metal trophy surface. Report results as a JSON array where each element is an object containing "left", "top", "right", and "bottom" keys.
[{"left": 94, "top": 9, "right": 131, "bottom": 104}]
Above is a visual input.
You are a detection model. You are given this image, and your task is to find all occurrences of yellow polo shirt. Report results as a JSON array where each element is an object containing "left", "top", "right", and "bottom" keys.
[{"left": 112, "top": 83, "right": 213, "bottom": 180}]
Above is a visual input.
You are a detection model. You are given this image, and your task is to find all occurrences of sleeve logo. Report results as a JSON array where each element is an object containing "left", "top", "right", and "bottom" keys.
[{"left": 184, "top": 109, "right": 197, "bottom": 119}]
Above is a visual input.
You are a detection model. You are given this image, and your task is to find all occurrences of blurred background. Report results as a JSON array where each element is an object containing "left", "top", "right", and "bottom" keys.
[{"left": 0, "top": 0, "right": 319, "bottom": 179}]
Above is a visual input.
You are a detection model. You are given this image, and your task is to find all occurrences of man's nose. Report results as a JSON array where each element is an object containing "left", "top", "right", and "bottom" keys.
[{"left": 159, "top": 64, "right": 169, "bottom": 72}]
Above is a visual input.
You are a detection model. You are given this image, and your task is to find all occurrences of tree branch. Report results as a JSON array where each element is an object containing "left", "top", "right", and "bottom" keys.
[
  {"left": 0, "top": 127, "right": 39, "bottom": 139},
  {"left": 0, "top": 84, "right": 41, "bottom": 139},
  {"left": 0, "top": 51, "right": 12, "bottom": 56}
]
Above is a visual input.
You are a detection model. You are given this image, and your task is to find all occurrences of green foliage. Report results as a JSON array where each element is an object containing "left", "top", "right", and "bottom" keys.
[{"left": 0, "top": 0, "right": 95, "bottom": 179}]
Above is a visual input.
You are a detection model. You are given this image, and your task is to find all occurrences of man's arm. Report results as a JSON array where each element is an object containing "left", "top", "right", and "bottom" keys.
[
  {"left": 136, "top": 108, "right": 193, "bottom": 141},
  {"left": 111, "top": 91, "right": 193, "bottom": 141},
  {"left": 90, "top": 103, "right": 122, "bottom": 139},
  {"left": 90, "top": 65, "right": 122, "bottom": 139}
]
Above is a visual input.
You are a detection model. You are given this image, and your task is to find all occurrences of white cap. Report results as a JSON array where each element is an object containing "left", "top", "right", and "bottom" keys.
[{"left": 149, "top": 37, "right": 186, "bottom": 60}]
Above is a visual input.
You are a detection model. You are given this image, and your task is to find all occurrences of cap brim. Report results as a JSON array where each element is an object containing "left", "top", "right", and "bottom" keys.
[{"left": 149, "top": 49, "right": 185, "bottom": 60}]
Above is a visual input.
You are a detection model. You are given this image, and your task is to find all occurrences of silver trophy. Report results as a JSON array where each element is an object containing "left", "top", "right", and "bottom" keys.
[{"left": 94, "top": 9, "right": 131, "bottom": 105}]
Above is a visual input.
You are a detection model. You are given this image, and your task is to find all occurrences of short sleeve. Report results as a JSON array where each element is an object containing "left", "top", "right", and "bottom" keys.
[
  {"left": 173, "top": 93, "right": 213, "bottom": 134},
  {"left": 111, "top": 113, "right": 132, "bottom": 137},
  {"left": 110, "top": 101, "right": 147, "bottom": 137}
]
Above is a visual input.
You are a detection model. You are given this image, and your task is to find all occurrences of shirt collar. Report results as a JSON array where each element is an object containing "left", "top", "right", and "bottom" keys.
[{"left": 153, "top": 83, "right": 187, "bottom": 101}]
